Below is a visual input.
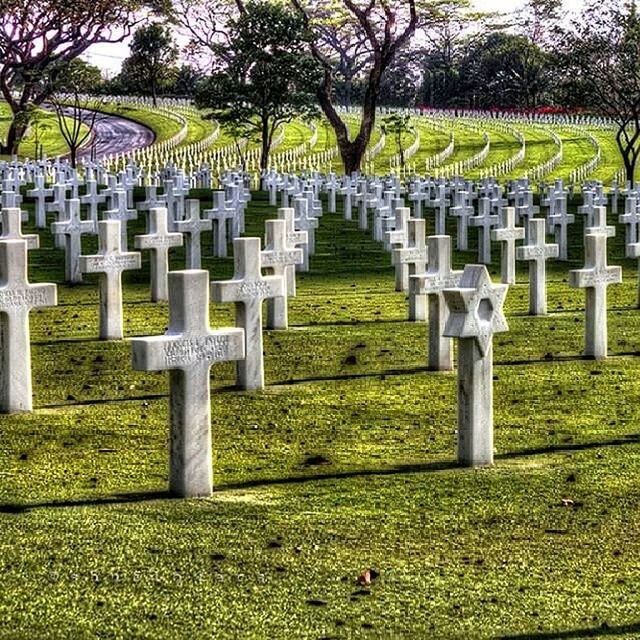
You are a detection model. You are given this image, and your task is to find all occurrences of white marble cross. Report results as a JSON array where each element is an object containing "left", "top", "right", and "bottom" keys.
[
  {"left": 619, "top": 196, "right": 640, "bottom": 247},
  {"left": 134, "top": 207, "right": 183, "bottom": 302},
  {"left": 450, "top": 190, "right": 475, "bottom": 251},
  {"left": 261, "top": 219, "right": 303, "bottom": 330},
  {"left": 516, "top": 218, "right": 558, "bottom": 315},
  {"left": 386, "top": 208, "right": 411, "bottom": 290},
  {"left": 339, "top": 178, "right": 357, "bottom": 221},
  {"left": 428, "top": 185, "right": 450, "bottom": 235},
  {"left": 411, "top": 235, "right": 463, "bottom": 371},
  {"left": 79, "top": 220, "right": 141, "bottom": 340},
  {"left": 395, "top": 218, "right": 428, "bottom": 320},
  {"left": 470, "top": 197, "right": 499, "bottom": 265},
  {"left": 586, "top": 206, "right": 615, "bottom": 238},
  {"left": 175, "top": 199, "right": 212, "bottom": 269},
  {"left": 104, "top": 189, "right": 138, "bottom": 250},
  {"left": 0, "top": 239, "right": 57, "bottom": 412},
  {"left": 132, "top": 270, "right": 245, "bottom": 497},
  {"left": 578, "top": 190, "right": 597, "bottom": 227},
  {"left": 491, "top": 207, "right": 525, "bottom": 285},
  {"left": 547, "top": 192, "right": 574, "bottom": 261},
  {"left": 293, "top": 198, "right": 318, "bottom": 270},
  {"left": 443, "top": 264, "right": 509, "bottom": 466},
  {"left": 80, "top": 178, "right": 106, "bottom": 223},
  {"left": 26, "top": 174, "right": 52, "bottom": 228},
  {"left": 569, "top": 232, "right": 622, "bottom": 360},
  {"left": 277, "top": 207, "right": 308, "bottom": 280},
  {"left": 1, "top": 208, "right": 39, "bottom": 250},
  {"left": 204, "top": 191, "right": 235, "bottom": 258},
  {"left": 211, "top": 237, "right": 285, "bottom": 390},
  {"left": 51, "top": 199, "right": 96, "bottom": 284}
]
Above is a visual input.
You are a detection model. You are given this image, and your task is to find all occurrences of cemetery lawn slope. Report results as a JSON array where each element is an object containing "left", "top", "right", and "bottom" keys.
[{"left": 2, "top": 192, "right": 640, "bottom": 638}]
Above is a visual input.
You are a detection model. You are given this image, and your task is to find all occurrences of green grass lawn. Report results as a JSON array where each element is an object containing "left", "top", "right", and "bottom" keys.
[{"left": 2, "top": 189, "right": 640, "bottom": 638}]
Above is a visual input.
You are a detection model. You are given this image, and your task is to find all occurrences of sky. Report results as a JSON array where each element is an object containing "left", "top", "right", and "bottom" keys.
[{"left": 84, "top": 0, "right": 584, "bottom": 76}]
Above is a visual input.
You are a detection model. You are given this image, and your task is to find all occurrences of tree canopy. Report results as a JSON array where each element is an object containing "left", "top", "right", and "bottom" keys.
[
  {"left": 194, "top": 1, "right": 320, "bottom": 170},
  {"left": 0, "top": 0, "right": 144, "bottom": 154}
]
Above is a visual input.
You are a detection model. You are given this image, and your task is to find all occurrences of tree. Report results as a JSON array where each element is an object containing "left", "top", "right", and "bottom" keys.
[
  {"left": 171, "top": 65, "right": 203, "bottom": 98},
  {"left": 381, "top": 112, "right": 414, "bottom": 168},
  {"left": 0, "top": 0, "right": 142, "bottom": 155},
  {"left": 194, "top": 2, "right": 320, "bottom": 171},
  {"left": 291, "top": 0, "right": 419, "bottom": 174},
  {"left": 156, "top": 0, "right": 246, "bottom": 71},
  {"left": 50, "top": 60, "right": 109, "bottom": 168},
  {"left": 123, "top": 23, "right": 179, "bottom": 105},
  {"left": 561, "top": 1, "right": 640, "bottom": 181},
  {"left": 459, "top": 32, "right": 549, "bottom": 109}
]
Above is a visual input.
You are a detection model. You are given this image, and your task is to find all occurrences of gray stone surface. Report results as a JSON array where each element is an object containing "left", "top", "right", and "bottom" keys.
[{"left": 1, "top": 207, "right": 39, "bottom": 250}]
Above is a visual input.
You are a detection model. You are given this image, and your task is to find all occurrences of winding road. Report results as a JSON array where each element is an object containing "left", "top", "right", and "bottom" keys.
[{"left": 54, "top": 106, "right": 156, "bottom": 161}]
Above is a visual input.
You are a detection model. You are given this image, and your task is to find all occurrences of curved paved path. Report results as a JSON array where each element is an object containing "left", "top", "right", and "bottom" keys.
[{"left": 54, "top": 106, "right": 156, "bottom": 161}]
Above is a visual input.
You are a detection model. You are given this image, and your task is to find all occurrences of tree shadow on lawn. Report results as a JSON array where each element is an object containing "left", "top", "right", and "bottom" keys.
[
  {"left": 1, "top": 433, "right": 639, "bottom": 514},
  {"left": 498, "top": 620, "right": 640, "bottom": 638}
]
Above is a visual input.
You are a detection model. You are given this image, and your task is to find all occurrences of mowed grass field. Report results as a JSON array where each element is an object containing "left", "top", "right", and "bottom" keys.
[{"left": 1, "top": 188, "right": 640, "bottom": 638}]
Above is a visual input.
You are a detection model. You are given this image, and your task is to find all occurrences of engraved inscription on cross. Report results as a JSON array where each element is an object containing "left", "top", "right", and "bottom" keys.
[
  {"left": 79, "top": 220, "right": 141, "bottom": 340},
  {"left": 211, "top": 237, "right": 285, "bottom": 391},
  {"left": 0, "top": 239, "right": 57, "bottom": 412},
  {"left": 569, "top": 232, "right": 622, "bottom": 360},
  {"left": 132, "top": 270, "right": 245, "bottom": 497}
]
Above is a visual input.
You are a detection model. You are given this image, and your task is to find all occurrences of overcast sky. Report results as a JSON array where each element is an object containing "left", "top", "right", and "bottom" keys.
[{"left": 84, "top": 0, "right": 583, "bottom": 76}]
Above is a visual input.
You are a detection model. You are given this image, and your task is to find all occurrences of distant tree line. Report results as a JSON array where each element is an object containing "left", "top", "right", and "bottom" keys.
[{"left": 3, "top": 0, "right": 640, "bottom": 178}]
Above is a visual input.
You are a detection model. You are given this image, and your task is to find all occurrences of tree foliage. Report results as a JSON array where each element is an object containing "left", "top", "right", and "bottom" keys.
[
  {"left": 194, "top": 1, "right": 320, "bottom": 171},
  {"left": 120, "top": 23, "right": 179, "bottom": 105},
  {"left": 560, "top": 0, "right": 640, "bottom": 181},
  {"left": 0, "top": 0, "right": 143, "bottom": 154},
  {"left": 291, "top": 0, "right": 420, "bottom": 174}
]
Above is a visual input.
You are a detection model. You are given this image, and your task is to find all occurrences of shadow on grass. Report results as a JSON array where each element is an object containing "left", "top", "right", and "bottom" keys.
[
  {"left": 498, "top": 620, "right": 640, "bottom": 638},
  {"left": 2, "top": 433, "right": 639, "bottom": 513}
]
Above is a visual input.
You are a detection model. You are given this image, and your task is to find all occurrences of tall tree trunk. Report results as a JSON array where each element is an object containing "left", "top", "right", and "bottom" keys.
[
  {"left": 3, "top": 117, "right": 27, "bottom": 156},
  {"left": 151, "top": 78, "right": 158, "bottom": 107}
]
